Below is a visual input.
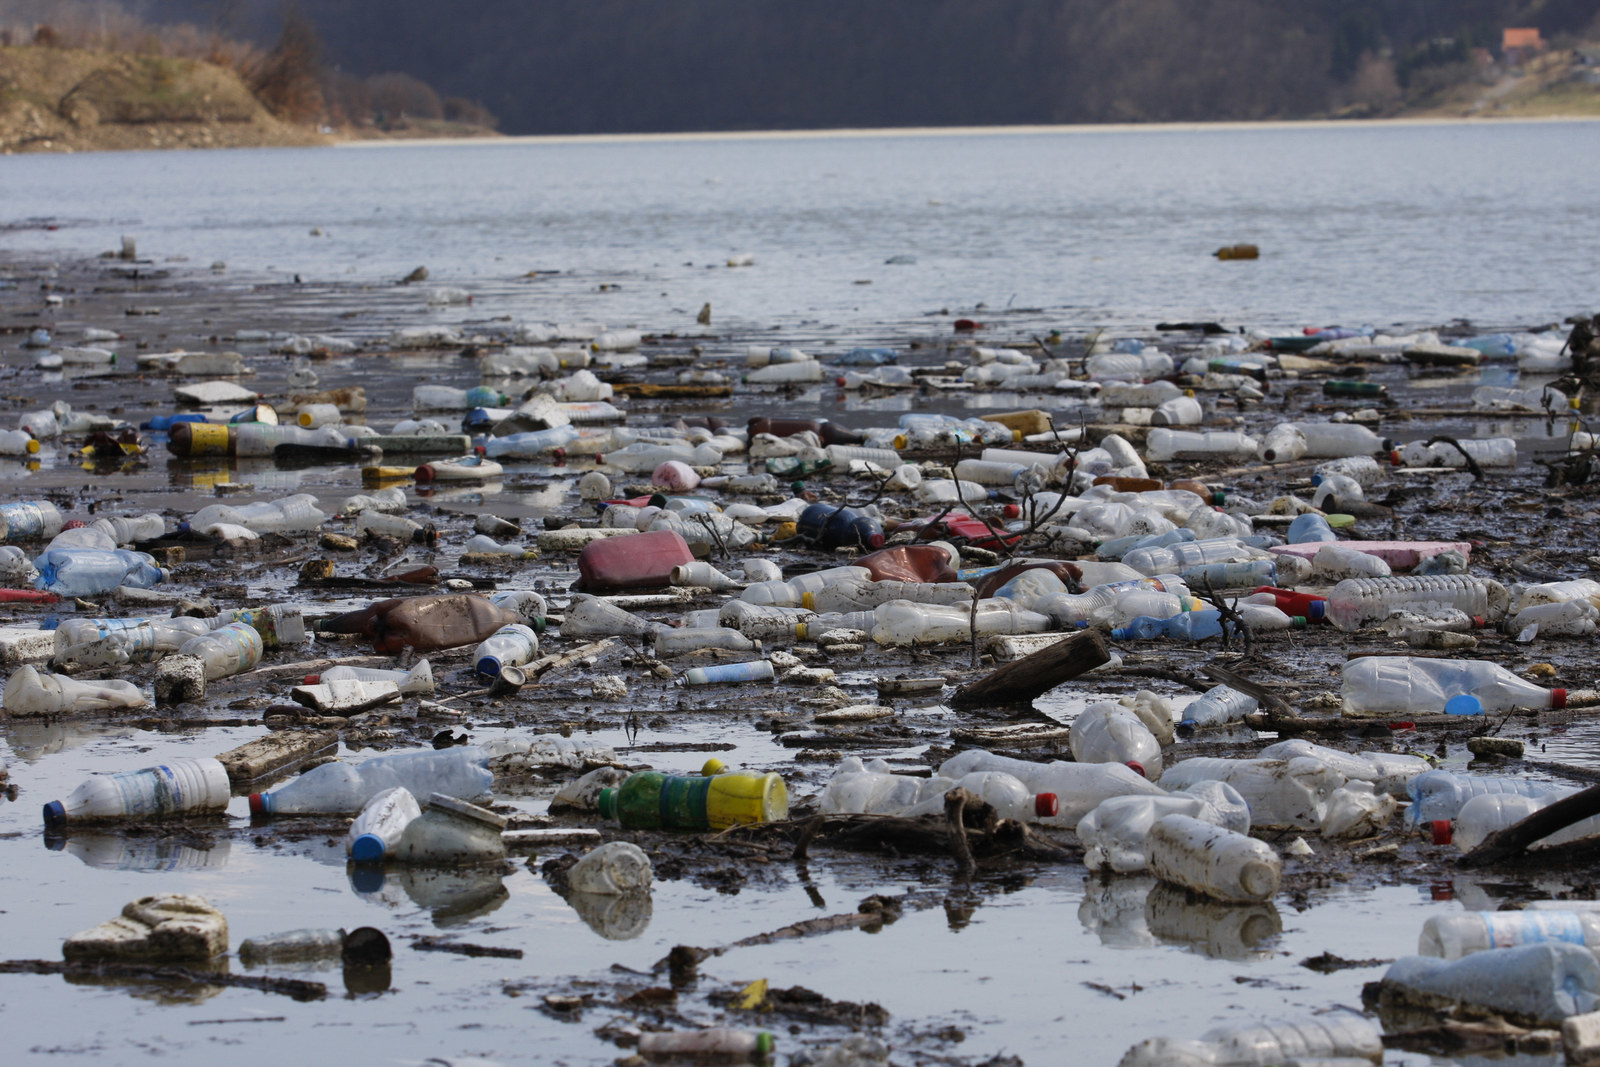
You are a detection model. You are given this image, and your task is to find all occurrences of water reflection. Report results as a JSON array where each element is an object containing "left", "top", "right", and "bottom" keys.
[
  {"left": 3, "top": 720, "right": 134, "bottom": 760},
  {"left": 348, "top": 862, "right": 512, "bottom": 927},
  {"left": 1143, "top": 883, "right": 1282, "bottom": 960},
  {"left": 63, "top": 956, "right": 231, "bottom": 1005},
  {"left": 1079, "top": 875, "right": 1156, "bottom": 949},
  {"left": 565, "top": 889, "right": 653, "bottom": 940},
  {"left": 48, "top": 830, "right": 231, "bottom": 872}
]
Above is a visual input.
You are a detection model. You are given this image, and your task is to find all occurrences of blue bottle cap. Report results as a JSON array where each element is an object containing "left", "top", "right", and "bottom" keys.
[
  {"left": 350, "top": 833, "right": 387, "bottom": 863},
  {"left": 1445, "top": 694, "right": 1483, "bottom": 716},
  {"left": 476, "top": 656, "right": 503, "bottom": 678},
  {"left": 1305, "top": 600, "right": 1326, "bottom": 621},
  {"left": 42, "top": 800, "right": 65, "bottom": 825}
]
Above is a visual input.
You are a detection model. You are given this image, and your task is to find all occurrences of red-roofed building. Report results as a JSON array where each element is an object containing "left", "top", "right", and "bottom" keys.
[{"left": 1503, "top": 27, "right": 1544, "bottom": 64}]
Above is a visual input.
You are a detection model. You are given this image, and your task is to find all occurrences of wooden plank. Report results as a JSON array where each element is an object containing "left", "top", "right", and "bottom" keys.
[
  {"left": 215, "top": 729, "right": 339, "bottom": 783},
  {"left": 951, "top": 629, "right": 1110, "bottom": 709}
]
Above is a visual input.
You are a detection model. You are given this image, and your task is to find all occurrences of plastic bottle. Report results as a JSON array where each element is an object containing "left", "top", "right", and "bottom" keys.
[
  {"left": 390, "top": 793, "right": 507, "bottom": 864},
  {"left": 651, "top": 628, "right": 758, "bottom": 657},
  {"left": 32, "top": 547, "right": 168, "bottom": 597},
  {"left": 1120, "top": 538, "right": 1263, "bottom": 577},
  {"left": 801, "top": 577, "right": 974, "bottom": 615},
  {"left": 413, "top": 384, "right": 510, "bottom": 411},
  {"left": 168, "top": 422, "right": 377, "bottom": 459},
  {"left": 1177, "top": 559, "right": 1278, "bottom": 592},
  {"left": 1421, "top": 910, "right": 1600, "bottom": 960},
  {"left": 637, "top": 1030, "right": 775, "bottom": 1058},
  {"left": 1325, "top": 574, "right": 1507, "bottom": 632},
  {"left": 1180, "top": 684, "right": 1259, "bottom": 728},
  {"left": 176, "top": 621, "right": 264, "bottom": 681},
  {"left": 1377, "top": 942, "right": 1599, "bottom": 1027},
  {"left": 480, "top": 425, "right": 581, "bottom": 458},
  {"left": 1117, "top": 1014, "right": 1383, "bottom": 1067},
  {"left": 747, "top": 417, "right": 863, "bottom": 447},
  {"left": 1033, "top": 575, "right": 1188, "bottom": 627},
  {"left": 1285, "top": 513, "right": 1337, "bottom": 544},
  {"left": 0, "top": 429, "right": 41, "bottom": 456},
  {"left": 249, "top": 747, "right": 493, "bottom": 815},
  {"left": 598, "top": 771, "right": 788, "bottom": 830},
  {"left": 0, "top": 501, "right": 64, "bottom": 541},
  {"left": 796, "top": 503, "right": 885, "bottom": 550},
  {"left": 1145, "top": 814, "right": 1281, "bottom": 903},
  {"left": 872, "top": 599, "right": 1051, "bottom": 646},
  {"left": 1111, "top": 610, "right": 1234, "bottom": 642},
  {"left": 1407, "top": 769, "right": 1573, "bottom": 828},
  {"left": 818, "top": 757, "right": 955, "bottom": 815},
  {"left": 1256, "top": 739, "right": 1428, "bottom": 796},
  {"left": 472, "top": 623, "right": 540, "bottom": 677},
  {"left": 1070, "top": 702, "right": 1163, "bottom": 779},
  {"left": 1247, "top": 586, "right": 1326, "bottom": 621},
  {"left": 1342, "top": 656, "right": 1567, "bottom": 716},
  {"left": 937, "top": 751, "right": 1166, "bottom": 828},
  {"left": 683, "top": 660, "right": 776, "bottom": 686},
  {"left": 355, "top": 510, "right": 437, "bottom": 544},
  {"left": 317, "top": 595, "right": 524, "bottom": 654},
  {"left": 238, "top": 929, "right": 348, "bottom": 964},
  {"left": 4, "top": 664, "right": 147, "bottom": 715},
  {"left": 1078, "top": 783, "right": 1252, "bottom": 874},
  {"left": 1159, "top": 757, "right": 1343, "bottom": 831},
  {"left": 52, "top": 616, "right": 212, "bottom": 667},
  {"left": 43, "top": 757, "right": 230, "bottom": 825},
  {"left": 1507, "top": 599, "right": 1599, "bottom": 638},
  {"left": 1509, "top": 578, "right": 1600, "bottom": 614},
  {"left": 1144, "top": 430, "right": 1258, "bottom": 462},
  {"left": 347, "top": 786, "right": 424, "bottom": 862},
  {"left": 1393, "top": 437, "right": 1518, "bottom": 469},
  {"left": 898, "top": 771, "right": 1059, "bottom": 822},
  {"left": 315, "top": 660, "right": 435, "bottom": 696},
  {"left": 1150, "top": 395, "right": 1204, "bottom": 427}
]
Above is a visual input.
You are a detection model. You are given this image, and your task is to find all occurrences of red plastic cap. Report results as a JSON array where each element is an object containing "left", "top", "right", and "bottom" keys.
[
  {"left": 551, "top": 448, "right": 566, "bottom": 463},
  {"left": 303, "top": 674, "right": 319, "bottom": 685},
  {"left": 1002, "top": 504, "right": 1020, "bottom": 519},
  {"left": 1431, "top": 820, "right": 1452, "bottom": 846},
  {"left": 866, "top": 532, "right": 886, "bottom": 549},
  {"left": 1389, "top": 449, "right": 1402, "bottom": 466},
  {"left": 474, "top": 443, "right": 486, "bottom": 456},
  {"left": 835, "top": 377, "right": 847, "bottom": 386},
  {"left": 62, "top": 519, "right": 87, "bottom": 531},
  {"left": 1034, "top": 793, "right": 1059, "bottom": 818},
  {"left": 1125, "top": 760, "right": 1145, "bottom": 779},
  {"left": 248, "top": 793, "right": 266, "bottom": 815},
  {"left": 1470, "top": 616, "right": 1486, "bottom": 629},
  {"left": 1552, "top": 688, "right": 1568, "bottom": 709},
  {"left": 414, "top": 465, "right": 435, "bottom": 482}
]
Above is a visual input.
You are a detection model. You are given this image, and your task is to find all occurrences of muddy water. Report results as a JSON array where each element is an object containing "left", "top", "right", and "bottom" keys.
[{"left": 4, "top": 137, "right": 1600, "bottom": 1064}]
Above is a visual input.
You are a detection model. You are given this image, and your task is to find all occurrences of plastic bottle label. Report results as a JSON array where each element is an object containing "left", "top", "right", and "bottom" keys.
[
  {"left": 186, "top": 423, "right": 232, "bottom": 455},
  {"left": 1483, "top": 910, "right": 1584, "bottom": 949},
  {"left": 109, "top": 764, "right": 192, "bottom": 818},
  {"left": 1, "top": 504, "right": 43, "bottom": 538}
]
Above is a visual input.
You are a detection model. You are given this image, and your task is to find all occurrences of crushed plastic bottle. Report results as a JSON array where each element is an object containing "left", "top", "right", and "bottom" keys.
[{"left": 250, "top": 747, "right": 493, "bottom": 815}]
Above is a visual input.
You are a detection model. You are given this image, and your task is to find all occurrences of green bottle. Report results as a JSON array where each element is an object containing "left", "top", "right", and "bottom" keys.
[
  {"left": 1322, "top": 379, "right": 1389, "bottom": 399},
  {"left": 597, "top": 771, "right": 788, "bottom": 831}
]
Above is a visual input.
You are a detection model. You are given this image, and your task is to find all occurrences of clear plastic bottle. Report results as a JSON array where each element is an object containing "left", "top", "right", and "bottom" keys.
[
  {"left": 1091, "top": 589, "right": 1186, "bottom": 629},
  {"left": 899, "top": 771, "right": 1058, "bottom": 822},
  {"left": 1256, "top": 738, "right": 1428, "bottom": 796},
  {"left": 0, "top": 501, "right": 64, "bottom": 541},
  {"left": 568, "top": 841, "right": 654, "bottom": 894},
  {"left": 32, "top": 547, "right": 168, "bottom": 596},
  {"left": 1144, "top": 430, "right": 1258, "bottom": 462},
  {"left": 1117, "top": 1014, "right": 1382, "bottom": 1067},
  {"left": 1377, "top": 942, "right": 1599, "bottom": 1027},
  {"left": 1159, "top": 757, "right": 1343, "bottom": 831},
  {"left": 1404, "top": 768, "right": 1570, "bottom": 828},
  {"left": 347, "top": 786, "right": 423, "bottom": 862},
  {"left": 53, "top": 616, "right": 212, "bottom": 667},
  {"left": 1509, "top": 578, "right": 1600, "bottom": 614},
  {"left": 390, "top": 793, "right": 507, "bottom": 864},
  {"left": 482, "top": 425, "right": 581, "bottom": 457},
  {"left": 1507, "top": 599, "right": 1599, "bottom": 638},
  {"left": 1180, "top": 684, "right": 1259, "bottom": 728},
  {"left": 649, "top": 627, "right": 758, "bottom": 657},
  {"left": 1394, "top": 437, "right": 1517, "bottom": 468},
  {"left": 1257, "top": 422, "right": 1307, "bottom": 463},
  {"left": 43, "top": 757, "right": 230, "bottom": 825},
  {"left": 937, "top": 750, "right": 1165, "bottom": 828},
  {"left": 1078, "top": 783, "right": 1251, "bottom": 873},
  {"left": 1145, "top": 814, "right": 1281, "bottom": 903},
  {"left": 1315, "top": 453, "right": 1384, "bottom": 488},
  {"left": 249, "top": 747, "right": 493, "bottom": 815},
  {"left": 1325, "top": 574, "right": 1508, "bottom": 632},
  {"left": 1342, "top": 656, "right": 1566, "bottom": 716},
  {"left": 802, "top": 577, "right": 974, "bottom": 614},
  {"left": 637, "top": 1030, "right": 775, "bottom": 1058},
  {"left": 472, "top": 623, "right": 540, "bottom": 677},
  {"left": 1121, "top": 538, "right": 1263, "bottom": 577},
  {"left": 4, "top": 664, "right": 147, "bottom": 715},
  {"left": 1421, "top": 910, "right": 1600, "bottom": 959},
  {"left": 1034, "top": 574, "right": 1188, "bottom": 627},
  {"left": 682, "top": 660, "right": 776, "bottom": 685},
  {"left": 239, "top": 928, "right": 348, "bottom": 964},
  {"left": 1070, "top": 702, "right": 1163, "bottom": 779},
  {"left": 871, "top": 599, "right": 1051, "bottom": 646},
  {"left": 177, "top": 621, "right": 264, "bottom": 681},
  {"left": 316, "top": 660, "right": 435, "bottom": 695},
  {"left": 1446, "top": 791, "right": 1600, "bottom": 854},
  {"left": 412, "top": 384, "right": 509, "bottom": 411},
  {"left": 340, "top": 488, "right": 408, "bottom": 516},
  {"left": 215, "top": 605, "right": 307, "bottom": 649},
  {"left": 817, "top": 757, "right": 954, "bottom": 815},
  {"left": 1176, "top": 559, "right": 1278, "bottom": 591},
  {"left": 355, "top": 510, "right": 437, "bottom": 544}
]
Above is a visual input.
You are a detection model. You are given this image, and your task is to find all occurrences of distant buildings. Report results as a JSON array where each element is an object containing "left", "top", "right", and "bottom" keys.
[{"left": 1502, "top": 27, "right": 1544, "bottom": 65}]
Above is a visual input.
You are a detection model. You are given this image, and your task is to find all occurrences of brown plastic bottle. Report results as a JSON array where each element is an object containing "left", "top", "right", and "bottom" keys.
[
  {"left": 1167, "top": 479, "right": 1220, "bottom": 505},
  {"left": 745, "top": 417, "right": 864, "bottom": 447},
  {"left": 980, "top": 409, "right": 1054, "bottom": 437},
  {"left": 1092, "top": 476, "right": 1164, "bottom": 494},
  {"left": 852, "top": 544, "right": 959, "bottom": 584},
  {"left": 317, "top": 595, "right": 522, "bottom": 654},
  {"left": 971, "top": 560, "right": 1082, "bottom": 600}
]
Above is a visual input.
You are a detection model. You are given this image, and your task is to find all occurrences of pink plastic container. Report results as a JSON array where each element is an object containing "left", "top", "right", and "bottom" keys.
[
  {"left": 1269, "top": 540, "right": 1471, "bottom": 570},
  {"left": 652, "top": 461, "right": 701, "bottom": 492},
  {"left": 575, "top": 529, "right": 695, "bottom": 592}
]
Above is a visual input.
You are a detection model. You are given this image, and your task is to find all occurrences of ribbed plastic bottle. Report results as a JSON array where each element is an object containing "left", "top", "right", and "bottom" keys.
[
  {"left": 0, "top": 501, "right": 64, "bottom": 541},
  {"left": 315, "top": 660, "right": 435, "bottom": 695},
  {"left": 1325, "top": 574, "right": 1507, "bottom": 632},
  {"left": 32, "top": 547, "right": 167, "bottom": 596},
  {"left": 1159, "top": 757, "right": 1341, "bottom": 831},
  {"left": 1070, "top": 703, "right": 1163, "bottom": 779},
  {"left": 597, "top": 771, "right": 788, "bottom": 830},
  {"left": 802, "top": 577, "right": 974, "bottom": 614},
  {"left": 1393, "top": 437, "right": 1517, "bottom": 468},
  {"left": 1421, "top": 910, "right": 1600, "bottom": 959},
  {"left": 1111, "top": 610, "right": 1232, "bottom": 642},
  {"left": 177, "top": 621, "right": 264, "bottom": 681},
  {"left": 683, "top": 660, "right": 776, "bottom": 685},
  {"left": 1117, "top": 1014, "right": 1382, "bottom": 1067},
  {"left": 472, "top": 623, "right": 540, "bottom": 677},
  {"left": 347, "top": 786, "right": 423, "bottom": 862},
  {"left": 53, "top": 617, "right": 212, "bottom": 667},
  {"left": 1508, "top": 578, "right": 1600, "bottom": 614},
  {"left": 1121, "top": 538, "right": 1261, "bottom": 577},
  {"left": 1404, "top": 768, "right": 1570, "bottom": 827},
  {"left": 1078, "top": 782, "right": 1252, "bottom": 873},
  {"left": 1144, "top": 430, "right": 1258, "bottom": 462},
  {"left": 1376, "top": 942, "right": 1599, "bottom": 1027},
  {"left": 249, "top": 747, "right": 493, "bottom": 815},
  {"left": 43, "top": 757, "right": 230, "bottom": 825},
  {"left": 1342, "top": 656, "right": 1566, "bottom": 716},
  {"left": 899, "top": 771, "right": 1059, "bottom": 822},
  {"left": 355, "top": 510, "right": 437, "bottom": 544},
  {"left": 649, "top": 627, "right": 758, "bottom": 657},
  {"left": 1145, "top": 814, "right": 1281, "bottom": 903},
  {"left": 482, "top": 425, "right": 580, "bottom": 457},
  {"left": 1180, "top": 684, "right": 1259, "bottom": 727},
  {"left": 1034, "top": 575, "right": 1188, "bottom": 627},
  {"left": 390, "top": 793, "right": 508, "bottom": 864},
  {"left": 1256, "top": 738, "right": 1428, "bottom": 796},
  {"left": 1176, "top": 560, "right": 1278, "bottom": 592}
]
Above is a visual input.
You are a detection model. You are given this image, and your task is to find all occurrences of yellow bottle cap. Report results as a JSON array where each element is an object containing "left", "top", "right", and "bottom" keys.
[
  {"left": 1012, "top": 429, "right": 1023, "bottom": 442},
  {"left": 297, "top": 411, "right": 315, "bottom": 427},
  {"left": 1326, "top": 513, "right": 1357, "bottom": 528},
  {"left": 794, "top": 622, "right": 808, "bottom": 641},
  {"left": 893, "top": 434, "right": 908, "bottom": 450},
  {"left": 25, "top": 438, "right": 39, "bottom": 454},
  {"left": 701, "top": 758, "right": 727, "bottom": 776}
]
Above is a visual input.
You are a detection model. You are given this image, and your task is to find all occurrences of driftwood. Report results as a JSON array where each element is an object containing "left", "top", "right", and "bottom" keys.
[
  {"left": 1458, "top": 781, "right": 1600, "bottom": 867},
  {"left": 950, "top": 629, "right": 1110, "bottom": 709},
  {"left": 523, "top": 638, "right": 621, "bottom": 679},
  {"left": 610, "top": 383, "right": 733, "bottom": 399},
  {"left": 214, "top": 729, "right": 338, "bottom": 783},
  {"left": 411, "top": 936, "right": 523, "bottom": 959},
  {"left": 0, "top": 958, "right": 325, "bottom": 1001}
]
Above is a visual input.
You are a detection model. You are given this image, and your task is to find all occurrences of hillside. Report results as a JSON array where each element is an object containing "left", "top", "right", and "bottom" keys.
[{"left": 0, "top": 45, "right": 321, "bottom": 152}]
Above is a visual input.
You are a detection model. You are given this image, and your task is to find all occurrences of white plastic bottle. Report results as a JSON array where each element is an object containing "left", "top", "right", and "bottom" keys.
[
  {"left": 1325, "top": 574, "right": 1509, "bottom": 631},
  {"left": 177, "top": 621, "right": 264, "bottom": 681},
  {"left": 43, "top": 757, "right": 230, "bottom": 825},
  {"left": 1070, "top": 702, "right": 1163, "bottom": 780},
  {"left": 4, "top": 665, "right": 148, "bottom": 715},
  {"left": 1145, "top": 814, "right": 1281, "bottom": 903},
  {"left": 1117, "top": 1014, "right": 1383, "bottom": 1067},
  {"left": 937, "top": 750, "right": 1165, "bottom": 828},
  {"left": 817, "top": 757, "right": 953, "bottom": 815},
  {"left": 1507, "top": 599, "right": 1599, "bottom": 638},
  {"left": 1180, "top": 684, "right": 1259, "bottom": 727},
  {"left": 1342, "top": 656, "right": 1567, "bottom": 716},
  {"left": 340, "top": 488, "right": 408, "bottom": 516},
  {"left": 0, "top": 500, "right": 64, "bottom": 540},
  {"left": 1420, "top": 910, "right": 1600, "bottom": 959},
  {"left": 1078, "top": 782, "right": 1251, "bottom": 874},
  {"left": 1150, "top": 395, "right": 1204, "bottom": 426},
  {"left": 1405, "top": 769, "right": 1570, "bottom": 828},
  {"left": 1256, "top": 738, "right": 1429, "bottom": 796},
  {"left": 1394, "top": 437, "right": 1518, "bottom": 468},
  {"left": 391, "top": 793, "right": 507, "bottom": 863},
  {"left": 900, "top": 771, "right": 1058, "bottom": 822},
  {"left": 1377, "top": 942, "right": 1599, "bottom": 1026},
  {"left": 1144, "top": 429, "right": 1258, "bottom": 462},
  {"left": 1257, "top": 422, "right": 1308, "bottom": 463},
  {"left": 0, "top": 429, "right": 41, "bottom": 456},
  {"left": 318, "top": 660, "right": 436, "bottom": 696},
  {"left": 803, "top": 577, "right": 974, "bottom": 614},
  {"left": 347, "top": 786, "right": 423, "bottom": 862},
  {"left": 249, "top": 747, "right": 493, "bottom": 815},
  {"left": 473, "top": 623, "right": 540, "bottom": 677},
  {"left": 871, "top": 599, "right": 1051, "bottom": 646},
  {"left": 648, "top": 626, "right": 758, "bottom": 656},
  {"left": 356, "top": 510, "right": 436, "bottom": 543},
  {"left": 1159, "top": 757, "right": 1344, "bottom": 831},
  {"left": 1442, "top": 791, "right": 1595, "bottom": 853}
]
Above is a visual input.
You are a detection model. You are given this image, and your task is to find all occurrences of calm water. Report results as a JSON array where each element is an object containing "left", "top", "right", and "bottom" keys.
[
  {"left": 2, "top": 122, "right": 1599, "bottom": 1066},
  {"left": 4, "top": 120, "right": 1599, "bottom": 339}
]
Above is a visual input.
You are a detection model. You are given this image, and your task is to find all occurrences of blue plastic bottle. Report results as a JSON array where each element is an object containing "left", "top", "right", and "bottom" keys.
[
  {"left": 1286, "top": 513, "right": 1337, "bottom": 544},
  {"left": 1179, "top": 560, "right": 1278, "bottom": 591},
  {"left": 1111, "top": 610, "right": 1231, "bottom": 642}
]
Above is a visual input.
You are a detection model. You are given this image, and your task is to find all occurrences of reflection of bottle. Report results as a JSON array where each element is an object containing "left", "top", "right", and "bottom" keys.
[
  {"left": 56, "top": 831, "right": 231, "bottom": 871},
  {"left": 566, "top": 890, "right": 653, "bottom": 940},
  {"left": 1143, "top": 881, "right": 1282, "bottom": 960},
  {"left": 1120, "top": 1013, "right": 1381, "bottom": 1067},
  {"left": 598, "top": 771, "right": 788, "bottom": 830},
  {"left": 639, "top": 1030, "right": 775, "bottom": 1057}
]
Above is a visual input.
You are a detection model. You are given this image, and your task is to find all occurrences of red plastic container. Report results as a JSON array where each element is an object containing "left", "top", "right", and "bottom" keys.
[
  {"left": 853, "top": 544, "right": 960, "bottom": 584},
  {"left": 575, "top": 530, "right": 695, "bottom": 593}
]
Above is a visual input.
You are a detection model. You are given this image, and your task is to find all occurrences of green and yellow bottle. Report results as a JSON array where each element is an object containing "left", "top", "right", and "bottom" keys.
[{"left": 597, "top": 770, "right": 788, "bottom": 831}]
